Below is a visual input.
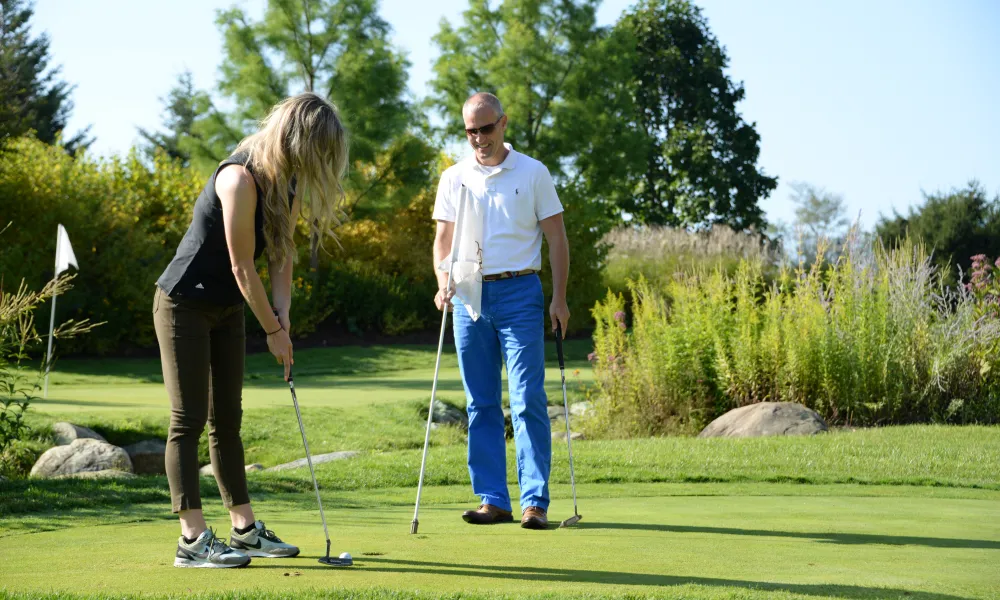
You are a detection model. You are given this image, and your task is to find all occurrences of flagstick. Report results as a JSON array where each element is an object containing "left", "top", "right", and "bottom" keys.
[{"left": 43, "top": 227, "right": 61, "bottom": 399}]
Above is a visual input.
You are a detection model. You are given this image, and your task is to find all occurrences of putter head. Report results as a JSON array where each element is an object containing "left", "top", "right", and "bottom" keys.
[
  {"left": 318, "top": 556, "right": 353, "bottom": 567},
  {"left": 559, "top": 514, "right": 582, "bottom": 528},
  {"left": 410, "top": 519, "right": 419, "bottom": 535}
]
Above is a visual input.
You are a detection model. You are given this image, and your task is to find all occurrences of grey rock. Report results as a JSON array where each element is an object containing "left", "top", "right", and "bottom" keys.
[
  {"left": 698, "top": 402, "right": 828, "bottom": 438},
  {"left": 123, "top": 439, "right": 167, "bottom": 475},
  {"left": 201, "top": 463, "right": 265, "bottom": 476},
  {"left": 552, "top": 431, "right": 584, "bottom": 441},
  {"left": 51, "top": 422, "right": 106, "bottom": 446},
  {"left": 547, "top": 406, "right": 565, "bottom": 420},
  {"left": 265, "top": 451, "right": 360, "bottom": 472},
  {"left": 30, "top": 439, "right": 133, "bottom": 478},
  {"left": 431, "top": 401, "right": 468, "bottom": 429},
  {"left": 53, "top": 469, "right": 135, "bottom": 480}
]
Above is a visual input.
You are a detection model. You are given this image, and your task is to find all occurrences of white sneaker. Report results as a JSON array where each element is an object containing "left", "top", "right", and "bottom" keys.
[
  {"left": 229, "top": 520, "right": 300, "bottom": 558},
  {"left": 174, "top": 528, "right": 251, "bottom": 568}
]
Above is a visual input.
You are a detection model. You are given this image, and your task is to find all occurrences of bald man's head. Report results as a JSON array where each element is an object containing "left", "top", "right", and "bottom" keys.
[
  {"left": 462, "top": 92, "right": 508, "bottom": 166},
  {"left": 463, "top": 92, "right": 504, "bottom": 119}
]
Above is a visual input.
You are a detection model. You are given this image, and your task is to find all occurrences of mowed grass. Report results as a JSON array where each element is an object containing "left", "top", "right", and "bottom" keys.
[
  {"left": 3, "top": 341, "right": 1000, "bottom": 599},
  {"left": 32, "top": 340, "right": 595, "bottom": 413},
  {"left": 1, "top": 483, "right": 999, "bottom": 600}
]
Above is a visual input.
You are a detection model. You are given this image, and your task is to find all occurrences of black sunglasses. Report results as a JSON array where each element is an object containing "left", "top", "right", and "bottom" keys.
[{"left": 465, "top": 115, "right": 504, "bottom": 137}]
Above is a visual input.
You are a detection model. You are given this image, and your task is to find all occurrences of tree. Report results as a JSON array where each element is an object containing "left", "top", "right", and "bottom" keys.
[
  {"left": 877, "top": 181, "right": 1000, "bottom": 285},
  {"left": 429, "top": 0, "right": 613, "bottom": 330},
  {"left": 0, "top": 0, "right": 91, "bottom": 152},
  {"left": 789, "top": 182, "right": 850, "bottom": 265},
  {"left": 204, "top": 0, "right": 436, "bottom": 270},
  {"left": 429, "top": 0, "right": 602, "bottom": 171},
  {"left": 137, "top": 70, "right": 215, "bottom": 167},
  {"left": 576, "top": 0, "right": 776, "bottom": 229}
]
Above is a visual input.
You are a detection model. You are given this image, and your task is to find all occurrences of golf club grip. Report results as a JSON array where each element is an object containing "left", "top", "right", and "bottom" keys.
[
  {"left": 555, "top": 323, "right": 565, "bottom": 371},
  {"left": 272, "top": 308, "right": 292, "bottom": 381}
]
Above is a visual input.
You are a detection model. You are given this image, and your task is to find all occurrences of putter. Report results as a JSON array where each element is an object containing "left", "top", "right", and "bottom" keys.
[
  {"left": 554, "top": 323, "right": 582, "bottom": 528},
  {"left": 411, "top": 185, "right": 468, "bottom": 534},
  {"left": 275, "top": 312, "right": 353, "bottom": 566}
]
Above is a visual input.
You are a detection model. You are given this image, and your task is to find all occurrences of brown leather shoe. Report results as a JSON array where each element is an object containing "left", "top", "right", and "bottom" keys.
[
  {"left": 520, "top": 506, "right": 548, "bottom": 529},
  {"left": 462, "top": 504, "right": 514, "bottom": 524}
]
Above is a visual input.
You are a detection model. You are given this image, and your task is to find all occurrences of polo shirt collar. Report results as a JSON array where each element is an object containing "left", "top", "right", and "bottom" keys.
[{"left": 470, "top": 143, "right": 519, "bottom": 172}]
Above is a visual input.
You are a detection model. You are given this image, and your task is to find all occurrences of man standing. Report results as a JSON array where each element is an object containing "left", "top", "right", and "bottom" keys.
[{"left": 432, "top": 92, "right": 570, "bottom": 530}]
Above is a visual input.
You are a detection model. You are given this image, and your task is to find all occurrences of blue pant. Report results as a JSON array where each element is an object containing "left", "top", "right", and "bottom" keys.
[{"left": 453, "top": 274, "right": 550, "bottom": 512}]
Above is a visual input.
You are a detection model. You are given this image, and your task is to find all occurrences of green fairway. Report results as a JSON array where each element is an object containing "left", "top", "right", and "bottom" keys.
[
  {"left": 3, "top": 343, "right": 1000, "bottom": 599},
  {"left": 33, "top": 341, "right": 595, "bottom": 413},
  {"left": 2, "top": 483, "right": 999, "bottom": 600}
]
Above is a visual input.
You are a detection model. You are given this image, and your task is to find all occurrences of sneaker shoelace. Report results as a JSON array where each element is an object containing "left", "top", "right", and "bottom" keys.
[
  {"left": 203, "top": 528, "right": 232, "bottom": 559},
  {"left": 256, "top": 521, "right": 283, "bottom": 543}
]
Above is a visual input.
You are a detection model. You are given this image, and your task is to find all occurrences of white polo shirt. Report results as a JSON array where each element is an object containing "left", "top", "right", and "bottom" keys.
[{"left": 432, "top": 144, "right": 563, "bottom": 275}]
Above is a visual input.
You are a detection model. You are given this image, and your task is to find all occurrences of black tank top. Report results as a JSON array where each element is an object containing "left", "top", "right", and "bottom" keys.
[{"left": 156, "top": 152, "right": 292, "bottom": 306}]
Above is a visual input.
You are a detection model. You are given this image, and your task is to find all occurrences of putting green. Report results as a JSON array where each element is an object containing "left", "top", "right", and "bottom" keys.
[
  {"left": 1, "top": 484, "right": 998, "bottom": 599},
  {"left": 34, "top": 366, "right": 592, "bottom": 413}
]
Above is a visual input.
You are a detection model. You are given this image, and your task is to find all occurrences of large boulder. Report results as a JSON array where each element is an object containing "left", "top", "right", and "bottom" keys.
[
  {"left": 265, "top": 451, "right": 359, "bottom": 472},
  {"left": 123, "top": 440, "right": 167, "bottom": 475},
  {"left": 51, "top": 422, "right": 106, "bottom": 446},
  {"left": 30, "top": 439, "right": 133, "bottom": 478},
  {"left": 698, "top": 402, "right": 828, "bottom": 438},
  {"left": 54, "top": 469, "right": 135, "bottom": 480}
]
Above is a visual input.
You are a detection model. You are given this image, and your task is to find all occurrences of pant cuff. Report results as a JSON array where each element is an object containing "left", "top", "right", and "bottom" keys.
[
  {"left": 172, "top": 498, "right": 202, "bottom": 514},
  {"left": 480, "top": 494, "right": 512, "bottom": 512},
  {"left": 520, "top": 497, "right": 549, "bottom": 512}
]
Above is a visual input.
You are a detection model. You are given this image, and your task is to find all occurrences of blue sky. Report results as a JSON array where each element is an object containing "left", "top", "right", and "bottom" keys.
[{"left": 31, "top": 0, "right": 1000, "bottom": 230}]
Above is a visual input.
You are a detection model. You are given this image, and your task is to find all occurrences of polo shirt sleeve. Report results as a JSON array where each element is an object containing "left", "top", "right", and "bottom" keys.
[
  {"left": 534, "top": 165, "right": 563, "bottom": 221},
  {"left": 432, "top": 170, "right": 457, "bottom": 222}
]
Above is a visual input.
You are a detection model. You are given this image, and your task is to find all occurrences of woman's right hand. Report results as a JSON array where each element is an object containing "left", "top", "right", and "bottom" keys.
[{"left": 267, "top": 328, "right": 294, "bottom": 380}]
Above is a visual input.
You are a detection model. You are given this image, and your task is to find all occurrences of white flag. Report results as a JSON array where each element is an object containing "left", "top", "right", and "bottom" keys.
[
  {"left": 55, "top": 224, "right": 78, "bottom": 276},
  {"left": 438, "top": 184, "right": 484, "bottom": 321}
]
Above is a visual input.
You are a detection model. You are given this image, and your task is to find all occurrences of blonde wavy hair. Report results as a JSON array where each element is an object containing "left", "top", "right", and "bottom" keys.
[{"left": 233, "top": 92, "right": 348, "bottom": 267}]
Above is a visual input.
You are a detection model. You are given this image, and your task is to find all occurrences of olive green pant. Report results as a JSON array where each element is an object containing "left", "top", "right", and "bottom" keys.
[{"left": 153, "top": 286, "right": 250, "bottom": 513}]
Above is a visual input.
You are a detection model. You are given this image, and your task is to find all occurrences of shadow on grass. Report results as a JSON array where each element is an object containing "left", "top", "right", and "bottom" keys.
[
  {"left": 258, "top": 557, "right": 972, "bottom": 600},
  {"left": 0, "top": 476, "right": 318, "bottom": 516},
  {"left": 31, "top": 398, "right": 153, "bottom": 409},
  {"left": 581, "top": 522, "right": 1000, "bottom": 550}
]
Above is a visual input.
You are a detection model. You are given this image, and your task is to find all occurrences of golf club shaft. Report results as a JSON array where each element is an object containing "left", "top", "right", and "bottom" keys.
[
  {"left": 287, "top": 368, "right": 330, "bottom": 545},
  {"left": 412, "top": 185, "right": 468, "bottom": 535},
  {"left": 411, "top": 267, "right": 454, "bottom": 534},
  {"left": 555, "top": 324, "right": 579, "bottom": 516}
]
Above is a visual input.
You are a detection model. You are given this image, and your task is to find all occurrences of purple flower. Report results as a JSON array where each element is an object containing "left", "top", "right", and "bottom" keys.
[
  {"left": 587, "top": 352, "right": 596, "bottom": 362},
  {"left": 972, "top": 254, "right": 987, "bottom": 263},
  {"left": 613, "top": 311, "right": 626, "bottom": 323},
  {"left": 618, "top": 322, "right": 627, "bottom": 330}
]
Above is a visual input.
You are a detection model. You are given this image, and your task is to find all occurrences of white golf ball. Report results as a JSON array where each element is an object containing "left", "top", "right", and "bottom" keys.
[{"left": 339, "top": 552, "right": 352, "bottom": 560}]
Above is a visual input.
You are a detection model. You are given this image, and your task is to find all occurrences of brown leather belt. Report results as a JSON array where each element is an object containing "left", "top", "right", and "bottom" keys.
[{"left": 482, "top": 269, "right": 538, "bottom": 282}]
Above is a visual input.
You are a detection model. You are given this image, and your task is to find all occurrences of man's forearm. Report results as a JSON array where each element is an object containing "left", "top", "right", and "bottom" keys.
[
  {"left": 548, "top": 235, "right": 569, "bottom": 299},
  {"left": 433, "top": 221, "right": 455, "bottom": 289}
]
